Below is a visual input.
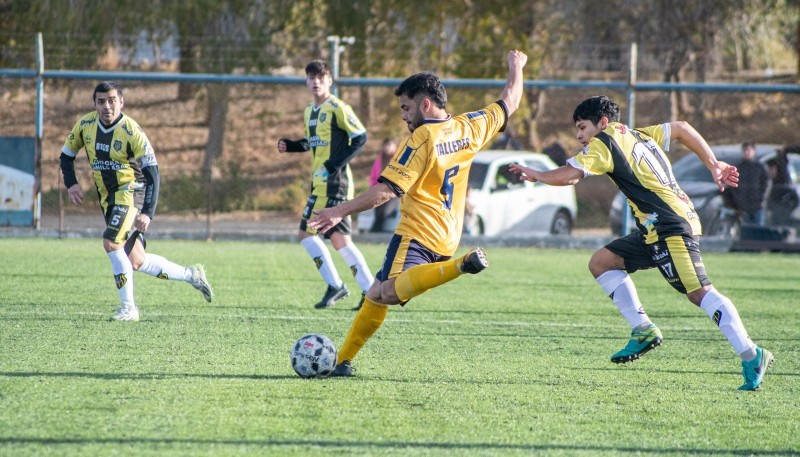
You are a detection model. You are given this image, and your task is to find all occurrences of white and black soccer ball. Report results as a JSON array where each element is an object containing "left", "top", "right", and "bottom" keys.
[{"left": 290, "top": 333, "right": 337, "bottom": 379}]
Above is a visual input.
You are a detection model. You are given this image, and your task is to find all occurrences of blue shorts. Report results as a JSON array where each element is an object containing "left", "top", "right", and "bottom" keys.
[{"left": 376, "top": 234, "right": 451, "bottom": 281}]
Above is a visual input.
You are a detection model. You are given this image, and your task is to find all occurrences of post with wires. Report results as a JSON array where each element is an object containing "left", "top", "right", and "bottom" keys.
[
  {"left": 326, "top": 35, "right": 355, "bottom": 97},
  {"left": 621, "top": 42, "right": 638, "bottom": 236}
]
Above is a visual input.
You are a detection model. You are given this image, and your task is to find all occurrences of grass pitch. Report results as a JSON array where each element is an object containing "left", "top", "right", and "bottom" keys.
[{"left": 0, "top": 238, "right": 798, "bottom": 456}]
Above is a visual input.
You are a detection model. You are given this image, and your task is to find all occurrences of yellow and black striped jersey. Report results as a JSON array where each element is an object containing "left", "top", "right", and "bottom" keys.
[
  {"left": 304, "top": 95, "right": 367, "bottom": 200},
  {"left": 380, "top": 101, "right": 508, "bottom": 256},
  {"left": 567, "top": 121, "right": 701, "bottom": 243},
  {"left": 61, "top": 112, "right": 156, "bottom": 208}
]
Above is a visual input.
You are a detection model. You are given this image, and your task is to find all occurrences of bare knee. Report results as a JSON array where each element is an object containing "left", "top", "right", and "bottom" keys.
[
  {"left": 588, "top": 247, "right": 624, "bottom": 278},
  {"left": 366, "top": 278, "right": 400, "bottom": 305}
]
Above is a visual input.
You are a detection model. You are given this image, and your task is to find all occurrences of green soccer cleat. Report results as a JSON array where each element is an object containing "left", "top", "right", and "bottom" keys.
[
  {"left": 611, "top": 324, "right": 663, "bottom": 363},
  {"left": 738, "top": 347, "right": 774, "bottom": 391}
]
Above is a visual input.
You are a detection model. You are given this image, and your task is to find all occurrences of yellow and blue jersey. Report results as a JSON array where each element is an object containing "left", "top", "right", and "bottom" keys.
[
  {"left": 567, "top": 121, "right": 701, "bottom": 243},
  {"left": 380, "top": 101, "right": 507, "bottom": 256}
]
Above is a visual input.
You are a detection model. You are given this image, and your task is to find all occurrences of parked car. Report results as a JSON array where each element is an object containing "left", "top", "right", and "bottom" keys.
[
  {"left": 609, "top": 144, "right": 800, "bottom": 236},
  {"left": 358, "top": 150, "right": 578, "bottom": 236}
]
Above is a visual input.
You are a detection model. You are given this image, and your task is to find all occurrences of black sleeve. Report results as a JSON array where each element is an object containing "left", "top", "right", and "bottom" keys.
[
  {"left": 377, "top": 176, "right": 404, "bottom": 197},
  {"left": 59, "top": 153, "right": 79, "bottom": 188},
  {"left": 495, "top": 99, "right": 510, "bottom": 133},
  {"left": 324, "top": 133, "right": 367, "bottom": 172},
  {"left": 281, "top": 138, "right": 310, "bottom": 152},
  {"left": 140, "top": 165, "right": 160, "bottom": 219}
]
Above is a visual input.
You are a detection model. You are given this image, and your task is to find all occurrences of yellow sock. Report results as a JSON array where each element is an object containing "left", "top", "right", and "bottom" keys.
[
  {"left": 394, "top": 259, "right": 460, "bottom": 302},
  {"left": 337, "top": 297, "right": 388, "bottom": 364}
]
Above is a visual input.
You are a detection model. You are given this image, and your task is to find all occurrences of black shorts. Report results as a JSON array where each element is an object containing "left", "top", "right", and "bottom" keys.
[
  {"left": 299, "top": 195, "right": 353, "bottom": 238},
  {"left": 605, "top": 232, "right": 711, "bottom": 294}
]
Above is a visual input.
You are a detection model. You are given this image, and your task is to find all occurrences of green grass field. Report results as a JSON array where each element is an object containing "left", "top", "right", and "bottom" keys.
[{"left": 0, "top": 238, "right": 798, "bottom": 456}]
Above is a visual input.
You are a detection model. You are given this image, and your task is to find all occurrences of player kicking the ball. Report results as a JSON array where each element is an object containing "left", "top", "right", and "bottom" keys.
[
  {"left": 509, "top": 95, "right": 773, "bottom": 391},
  {"left": 308, "top": 50, "right": 528, "bottom": 376}
]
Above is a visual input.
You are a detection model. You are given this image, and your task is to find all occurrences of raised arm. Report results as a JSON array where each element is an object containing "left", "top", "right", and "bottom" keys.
[
  {"left": 499, "top": 50, "right": 528, "bottom": 117},
  {"left": 669, "top": 121, "right": 738, "bottom": 190}
]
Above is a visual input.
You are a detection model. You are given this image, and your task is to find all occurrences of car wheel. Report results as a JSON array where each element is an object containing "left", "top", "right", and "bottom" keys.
[{"left": 550, "top": 210, "right": 572, "bottom": 235}]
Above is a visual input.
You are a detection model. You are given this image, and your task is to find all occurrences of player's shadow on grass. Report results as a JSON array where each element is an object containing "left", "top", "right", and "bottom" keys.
[
  {"left": 0, "top": 436, "right": 794, "bottom": 456},
  {"left": 0, "top": 371, "right": 296, "bottom": 381}
]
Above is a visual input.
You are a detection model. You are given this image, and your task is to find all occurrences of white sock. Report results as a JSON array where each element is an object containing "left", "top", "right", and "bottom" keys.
[
  {"left": 337, "top": 243, "right": 374, "bottom": 292},
  {"left": 138, "top": 253, "right": 191, "bottom": 281},
  {"left": 108, "top": 249, "right": 135, "bottom": 307},
  {"left": 596, "top": 270, "right": 651, "bottom": 329},
  {"left": 301, "top": 236, "right": 342, "bottom": 287},
  {"left": 699, "top": 289, "right": 756, "bottom": 358}
]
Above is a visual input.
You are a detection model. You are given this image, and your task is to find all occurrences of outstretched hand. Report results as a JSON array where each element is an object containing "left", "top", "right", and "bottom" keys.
[
  {"left": 508, "top": 163, "right": 536, "bottom": 182},
  {"left": 714, "top": 161, "right": 739, "bottom": 191},
  {"left": 307, "top": 207, "right": 343, "bottom": 235}
]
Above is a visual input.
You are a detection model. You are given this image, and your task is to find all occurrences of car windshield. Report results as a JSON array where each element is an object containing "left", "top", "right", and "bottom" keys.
[
  {"left": 468, "top": 163, "right": 488, "bottom": 190},
  {"left": 672, "top": 152, "right": 739, "bottom": 183}
]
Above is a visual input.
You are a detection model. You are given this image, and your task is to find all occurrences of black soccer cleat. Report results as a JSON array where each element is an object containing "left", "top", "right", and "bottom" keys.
[
  {"left": 314, "top": 284, "right": 350, "bottom": 309},
  {"left": 331, "top": 360, "right": 353, "bottom": 377},
  {"left": 352, "top": 292, "right": 366, "bottom": 311},
  {"left": 457, "top": 247, "right": 489, "bottom": 274}
]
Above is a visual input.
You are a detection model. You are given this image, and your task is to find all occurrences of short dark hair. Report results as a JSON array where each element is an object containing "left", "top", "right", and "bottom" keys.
[
  {"left": 742, "top": 141, "right": 756, "bottom": 150},
  {"left": 93, "top": 81, "right": 122, "bottom": 101},
  {"left": 572, "top": 95, "right": 620, "bottom": 124},
  {"left": 305, "top": 60, "right": 331, "bottom": 78},
  {"left": 394, "top": 72, "right": 447, "bottom": 109}
]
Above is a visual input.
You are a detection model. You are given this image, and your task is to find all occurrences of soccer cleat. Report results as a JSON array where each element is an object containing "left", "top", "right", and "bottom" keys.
[
  {"left": 188, "top": 264, "right": 213, "bottom": 302},
  {"left": 611, "top": 324, "right": 663, "bottom": 363},
  {"left": 330, "top": 360, "right": 353, "bottom": 377},
  {"left": 112, "top": 304, "right": 140, "bottom": 322},
  {"left": 738, "top": 347, "right": 774, "bottom": 391},
  {"left": 314, "top": 283, "right": 350, "bottom": 309},
  {"left": 352, "top": 292, "right": 366, "bottom": 311},
  {"left": 457, "top": 247, "right": 489, "bottom": 274}
]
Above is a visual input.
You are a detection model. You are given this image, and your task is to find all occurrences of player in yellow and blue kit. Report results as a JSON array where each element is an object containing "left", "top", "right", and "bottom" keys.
[
  {"left": 509, "top": 95, "right": 773, "bottom": 391},
  {"left": 279, "top": 60, "right": 373, "bottom": 310},
  {"left": 60, "top": 82, "right": 213, "bottom": 322},
  {"left": 308, "top": 50, "right": 528, "bottom": 376}
]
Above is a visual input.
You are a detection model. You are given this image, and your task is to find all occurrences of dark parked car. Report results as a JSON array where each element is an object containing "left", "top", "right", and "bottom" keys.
[{"left": 609, "top": 144, "right": 800, "bottom": 236}]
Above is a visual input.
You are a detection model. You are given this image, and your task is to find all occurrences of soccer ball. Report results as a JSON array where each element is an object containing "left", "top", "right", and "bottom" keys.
[{"left": 290, "top": 334, "right": 337, "bottom": 378}]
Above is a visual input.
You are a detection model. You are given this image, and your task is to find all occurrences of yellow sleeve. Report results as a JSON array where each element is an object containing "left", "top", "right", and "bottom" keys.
[{"left": 379, "top": 131, "right": 429, "bottom": 193}]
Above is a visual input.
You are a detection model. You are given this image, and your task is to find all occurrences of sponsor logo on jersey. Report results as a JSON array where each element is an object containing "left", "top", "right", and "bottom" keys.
[
  {"left": 435, "top": 137, "right": 471, "bottom": 156},
  {"left": 387, "top": 163, "right": 412, "bottom": 180},
  {"left": 121, "top": 124, "right": 134, "bottom": 136},
  {"left": 309, "top": 136, "right": 329, "bottom": 148},
  {"left": 80, "top": 118, "right": 96, "bottom": 127},
  {"left": 96, "top": 142, "right": 111, "bottom": 153},
  {"left": 92, "top": 160, "right": 128, "bottom": 171},
  {"left": 113, "top": 140, "right": 122, "bottom": 152}
]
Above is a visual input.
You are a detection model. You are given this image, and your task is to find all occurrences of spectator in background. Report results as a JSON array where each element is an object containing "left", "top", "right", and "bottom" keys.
[
  {"left": 724, "top": 141, "right": 769, "bottom": 226},
  {"left": 766, "top": 146, "right": 800, "bottom": 226},
  {"left": 368, "top": 138, "right": 399, "bottom": 233}
]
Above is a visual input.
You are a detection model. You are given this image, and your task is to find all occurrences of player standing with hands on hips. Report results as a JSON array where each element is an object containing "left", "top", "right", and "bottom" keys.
[
  {"left": 278, "top": 60, "right": 374, "bottom": 310},
  {"left": 509, "top": 95, "right": 773, "bottom": 390},
  {"left": 60, "top": 82, "right": 213, "bottom": 322},
  {"left": 309, "top": 50, "right": 528, "bottom": 376}
]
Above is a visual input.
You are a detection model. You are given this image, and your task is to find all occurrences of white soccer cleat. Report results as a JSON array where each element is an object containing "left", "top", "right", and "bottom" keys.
[
  {"left": 189, "top": 264, "right": 213, "bottom": 302},
  {"left": 113, "top": 304, "right": 140, "bottom": 322}
]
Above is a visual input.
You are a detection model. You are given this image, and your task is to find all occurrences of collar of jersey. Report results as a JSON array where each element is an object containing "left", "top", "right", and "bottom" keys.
[
  {"left": 98, "top": 113, "right": 124, "bottom": 134},
  {"left": 423, "top": 115, "right": 451, "bottom": 124}
]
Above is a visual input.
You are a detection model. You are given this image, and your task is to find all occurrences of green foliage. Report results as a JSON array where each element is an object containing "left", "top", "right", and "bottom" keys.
[{"left": 1, "top": 239, "right": 799, "bottom": 456}]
